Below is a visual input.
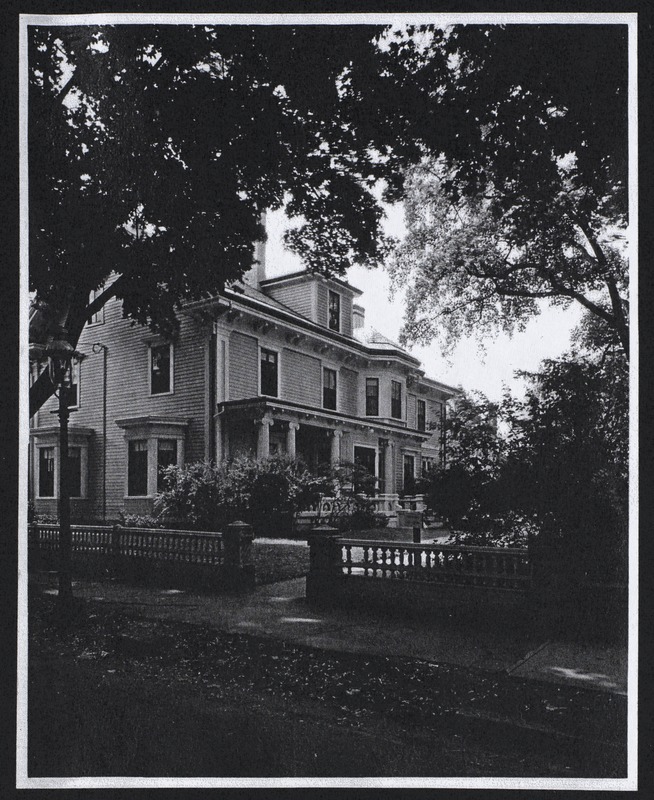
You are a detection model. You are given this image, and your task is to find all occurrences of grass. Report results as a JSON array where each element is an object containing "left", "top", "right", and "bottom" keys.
[{"left": 252, "top": 539, "right": 310, "bottom": 585}]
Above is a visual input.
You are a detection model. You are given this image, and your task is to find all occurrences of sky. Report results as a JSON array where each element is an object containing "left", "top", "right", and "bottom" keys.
[{"left": 264, "top": 206, "right": 582, "bottom": 401}]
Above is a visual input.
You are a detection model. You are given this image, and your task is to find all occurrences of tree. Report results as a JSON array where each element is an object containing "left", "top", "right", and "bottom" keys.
[
  {"left": 388, "top": 24, "right": 629, "bottom": 357},
  {"left": 28, "top": 24, "right": 409, "bottom": 416}
]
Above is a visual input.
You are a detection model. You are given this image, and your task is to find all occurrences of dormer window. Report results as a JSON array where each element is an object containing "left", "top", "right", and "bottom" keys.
[{"left": 328, "top": 290, "right": 341, "bottom": 332}]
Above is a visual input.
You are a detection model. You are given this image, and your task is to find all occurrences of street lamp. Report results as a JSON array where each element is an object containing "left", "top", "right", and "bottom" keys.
[{"left": 31, "top": 330, "right": 83, "bottom": 611}]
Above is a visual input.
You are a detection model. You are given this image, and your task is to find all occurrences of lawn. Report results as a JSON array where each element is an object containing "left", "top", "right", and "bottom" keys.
[{"left": 252, "top": 538, "right": 310, "bottom": 585}]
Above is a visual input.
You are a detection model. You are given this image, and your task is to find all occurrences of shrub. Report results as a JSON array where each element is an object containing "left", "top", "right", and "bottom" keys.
[
  {"left": 119, "top": 513, "right": 166, "bottom": 529},
  {"left": 155, "top": 456, "right": 333, "bottom": 536}
]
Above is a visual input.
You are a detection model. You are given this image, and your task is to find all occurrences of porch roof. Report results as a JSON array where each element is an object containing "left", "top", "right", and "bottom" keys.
[{"left": 217, "top": 397, "right": 431, "bottom": 441}]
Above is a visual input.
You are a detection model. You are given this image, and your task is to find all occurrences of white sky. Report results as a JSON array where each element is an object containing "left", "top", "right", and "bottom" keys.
[{"left": 264, "top": 206, "right": 582, "bottom": 401}]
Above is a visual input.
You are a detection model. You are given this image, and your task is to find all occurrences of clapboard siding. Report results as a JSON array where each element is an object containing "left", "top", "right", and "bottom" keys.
[
  {"left": 265, "top": 282, "right": 315, "bottom": 322},
  {"left": 229, "top": 331, "right": 259, "bottom": 399},
  {"left": 340, "top": 294, "right": 353, "bottom": 337},
  {"left": 426, "top": 398, "right": 445, "bottom": 451},
  {"left": 407, "top": 393, "right": 417, "bottom": 429},
  {"left": 36, "top": 296, "right": 208, "bottom": 520},
  {"left": 339, "top": 367, "right": 358, "bottom": 416},
  {"left": 282, "top": 348, "right": 321, "bottom": 406},
  {"left": 316, "top": 283, "right": 329, "bottom": 328}
]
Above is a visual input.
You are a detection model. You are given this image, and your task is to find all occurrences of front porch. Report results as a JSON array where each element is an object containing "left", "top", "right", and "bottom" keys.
[{"left": 215, "top": 398, "right": 431, "bottom": 497}]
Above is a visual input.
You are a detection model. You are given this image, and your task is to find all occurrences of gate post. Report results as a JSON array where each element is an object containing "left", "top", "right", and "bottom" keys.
[
  {"left": 224, "top": 520, "right": 255, "bottom": 591},
  {"left": 306, "top": 525, "right": 342, "bottom": 606}
]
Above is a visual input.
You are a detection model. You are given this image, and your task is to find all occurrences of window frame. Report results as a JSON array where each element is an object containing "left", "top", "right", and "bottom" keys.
[
  {"left": 157, "top": 438, "right": 178, "bottom": 492},
  {"left": 365, "top": 377, "right": 379, "bottom": 417},
  {"left": 149, "top": 342, "right": 174, "bottom": 397},
  {"left": 88, "top": 287, "right": 105, "bottom": 326},
  {"left": 391, "top": 380, "right": 403, "bottom": 420},
  {"left": 37, "top": 446, "right": 56, "bottom": 499},
  {"left": 417, "top": 398, "right": 426, "bottom": 431},
  {"left": 322, "top": 366, "right": 338, "bottom": 411},
  {"left": 260, "top": 346, "right": 279, "bottom": 398},
  {"left": 68, "top": 446, "right": 83, "bottom": 498},
  {"left": 63, "top": 358, "right": 81, "bottom": 410},
  {"left": 127, "top": 439, "right": 149, "bottom": 497},
  {"left": 328, "top": 290, "right": 341, "bottom": 332}
]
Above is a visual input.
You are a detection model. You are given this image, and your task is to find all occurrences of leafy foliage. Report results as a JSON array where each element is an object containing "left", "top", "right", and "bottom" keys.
[
  {"left": 28, "top": 24, "right": 411, "bottom": 414},
  {"left": 389, "top": 25, "right": 629, "bottom": 356},
  {"left": 428, "top": 349, "right": 628, "bottom": 581},
  {"left": 155, "top": 456, "right": 332, "bottom": 535}
]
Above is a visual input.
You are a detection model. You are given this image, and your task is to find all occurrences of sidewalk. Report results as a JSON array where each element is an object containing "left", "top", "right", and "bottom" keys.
[{"left": 31, "top": 571, "right": 628, "bottom": 696}]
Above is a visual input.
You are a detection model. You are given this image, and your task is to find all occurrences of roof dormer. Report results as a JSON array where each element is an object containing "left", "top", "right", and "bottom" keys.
[{"left": 259, "top": 271, "right": 362, "bottom": 336}]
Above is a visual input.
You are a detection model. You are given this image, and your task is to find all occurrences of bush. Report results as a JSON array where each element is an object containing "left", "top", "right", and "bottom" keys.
[
  {"left": 155, "top": 456, "right": 332, "bottom": 536},
  {"left": 119, "top": 513, "right": 166, "bottom": 529}
]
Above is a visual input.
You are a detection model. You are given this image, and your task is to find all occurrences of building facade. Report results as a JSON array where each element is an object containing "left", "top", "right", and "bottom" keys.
[{"left": 29, "top": 257, "right": 458, "bottom": 521}]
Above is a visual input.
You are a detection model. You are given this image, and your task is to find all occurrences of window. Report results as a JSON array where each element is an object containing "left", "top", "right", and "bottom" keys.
[
  {"left": 323, "top": 367, "right": 337, "bottom": 410},
  {"left": 391, "top": 380, "right": 402, "bottom": 419},
  {"left": 128, "top": 440, "right": 148, "bottom": 496},
  {"left": 89, "top": 287, "right": 104, "bottom": 325},
  {"left": 68, "top": 447, "right": 82, "bottom": 497},
  {"left": 62, "top": 359, "right": 80, "bottom": 409},
  {"left": 260, "top": 348, "right": 278, "bottom": 397},
  {"left": 366, "top": 378, "right": 379, "bottom": 416},
  {"left": 417, "top": 399, "right": 426, "bottom": 431},
  {"left": 403, "top": 454, "right": 415, "bottom": 492},
  {"left": 157, "top": 439, "right": 177, "bottom": 491},
  {"left": 328, "top": 290, "right": 340, "bottom": 332},
  {"left": 150, "top": 343, "right": 172, "bottom": 395},
  {"left": 39, "top": 447, "right": 55, "bottom": 497},
  {"left": 354, "top": 446, "right": 377, "bottom": 493},
  {"left": 422, "top": 457, "right": 436, "bottom": 478}
]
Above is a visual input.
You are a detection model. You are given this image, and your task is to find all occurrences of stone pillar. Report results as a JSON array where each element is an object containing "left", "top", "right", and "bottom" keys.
[
  {"left": 223, "top": 520, "right": 255, "bottom": 591},
  {"left": 331, "top": 429, "right": 343, "bottom": 465},
  {"left": 306, "top": 525, "right": 342, "bottom": 606},
  {"left": 286, "top": 421, "right": 300, "bottom": 458},
  {"left": 256, "top": 415, "right": 274, "bottom": 459}
]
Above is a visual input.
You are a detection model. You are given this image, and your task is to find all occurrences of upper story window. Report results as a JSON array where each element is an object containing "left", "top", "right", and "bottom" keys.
[
  {"left": 88, "top": 287, "right": 104, "bottom": 325},
  {"left": 323, "top": 367, "right": 337, "bottom": 410},
  {"left": 260, "top": 348, "right": 278, "bottom": 397},
  {"left": 62, "top": 359, "right": 80, "bottom": 409},
  {"left": 328, "top": 290, "right": 341, "bottom": 332},
  {"left": 417, "top": 399, "right": 426, "bottom": 431},
  {"left": 128, "top": 440, "right": 149, "bottom": 496},
  {"left": 391, "top": 380, "right": 402, "bottom": 419},
  {"left": 366, "top": 378, "right": 379, "bottom": 416},
  {"left": 150, "top": 343, "right": 173, "bottom": 395}
]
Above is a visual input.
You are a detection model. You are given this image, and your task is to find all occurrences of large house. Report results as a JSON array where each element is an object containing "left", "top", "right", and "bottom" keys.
[{"left": 29, "top": 245, "right": 458, "bottom": 522}]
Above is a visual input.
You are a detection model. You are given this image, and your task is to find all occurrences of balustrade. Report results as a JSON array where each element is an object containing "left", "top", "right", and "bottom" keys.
[{"left": 329, "top": 538, "right": 531, "bottom": 591}]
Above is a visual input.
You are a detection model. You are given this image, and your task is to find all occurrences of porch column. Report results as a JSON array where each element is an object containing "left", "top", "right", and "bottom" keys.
[
  {"left": 286, "top": 421, "right": 300, "bottom": 458},
  {"left": 384, "top": 441, "right": 394, "bottom": 494},
  {"left": 256, "top": 415, "right": 274, "bottom": 459},
  {"left": 331, "top": 429, "right": 343, "bottom": 465}
]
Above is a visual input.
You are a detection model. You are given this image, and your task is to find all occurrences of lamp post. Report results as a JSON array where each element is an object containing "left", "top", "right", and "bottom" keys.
[{"left": 32, "top": 330, "right": 82, "bottom": 611}]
